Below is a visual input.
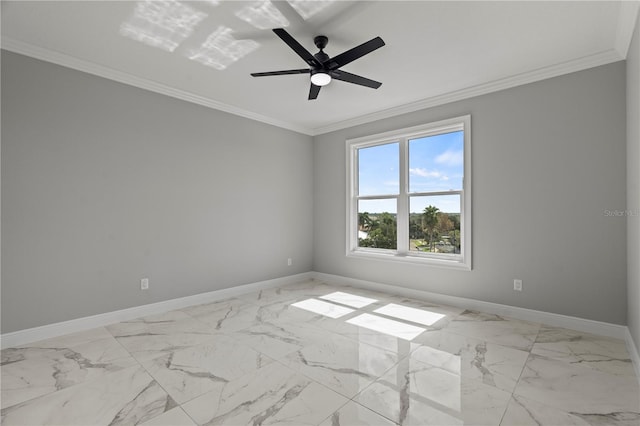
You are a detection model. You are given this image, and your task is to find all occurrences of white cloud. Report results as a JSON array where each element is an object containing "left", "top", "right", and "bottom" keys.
[
  {"left": 409, "top": 168, "right": 448, "bottom": 180},
  {"left": 435, "top": 150, "right": 463, "bottom": 166}
]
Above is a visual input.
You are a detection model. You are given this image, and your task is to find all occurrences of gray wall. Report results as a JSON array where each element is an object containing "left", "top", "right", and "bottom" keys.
[
  {"left": 313, "top": 62, "right": 628, "bottom": 325},
  {"left": 628, "top": 11, "right": 640, "bottom": 354},
  {"left": 1, "top": 50, "right": 631, "bottom": 333},
  {"left": 1, "top": 51, "right": 314, "bottom": 333}
]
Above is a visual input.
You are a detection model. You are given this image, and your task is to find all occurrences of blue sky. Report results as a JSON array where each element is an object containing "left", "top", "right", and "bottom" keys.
[{"left": 358, "top": 131, "right": 463, "bottom": 214}]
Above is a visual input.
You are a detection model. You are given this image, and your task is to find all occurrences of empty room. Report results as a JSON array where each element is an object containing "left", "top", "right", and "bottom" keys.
[{"left": 2, "top": 1, "right": 639, "bottom": 425}]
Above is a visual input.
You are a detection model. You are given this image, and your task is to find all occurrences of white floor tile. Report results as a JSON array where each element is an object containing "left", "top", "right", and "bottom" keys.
[
  {"left": 1, "top": 366, "right": 176, "bottom": 425},
  {"left": 181, "top": 362, "right": 347, "bottom": 425},
  {"left": 282, "top": 333, "right": 401, "bottom": 398},
  {"left": 2, "top": 279, "right": 638, "bottom": 426}
]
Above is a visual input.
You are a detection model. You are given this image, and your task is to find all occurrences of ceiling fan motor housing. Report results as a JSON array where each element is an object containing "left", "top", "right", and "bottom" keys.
[
  {"left": 314, "top": 35, "right": 328, "bottom": 50},
  {"left": 313, "top": 36, "right": 330, "bottom": 66}
]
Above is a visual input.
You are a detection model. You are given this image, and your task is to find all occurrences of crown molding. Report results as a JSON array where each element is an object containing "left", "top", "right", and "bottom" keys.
[
  {"left": 2, "top": 37, "right": 624, "bottom": 138},
  {"left": 614, "top": 1, "right": 640, "bottom": 58},
  {"left": 1, "top": 37, "right": 314, "bottom": 136},
  {"left": 310, "top": 48, "right": 623, "bottom": 136}
]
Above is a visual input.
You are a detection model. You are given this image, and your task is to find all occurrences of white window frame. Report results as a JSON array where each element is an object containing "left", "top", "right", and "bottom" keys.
[{"left": 346, "top": 115, "right": 472, "bottom": 270}]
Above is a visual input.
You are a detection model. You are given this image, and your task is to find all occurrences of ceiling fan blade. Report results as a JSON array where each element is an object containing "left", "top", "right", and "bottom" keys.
[
  {"left": 308, "top": 83, "right": 321, "bottom": 100},
  {"left": 327, "top": 36, "right": 385, "bottom": 70},
  {"left": 330, "top": 70, "right": 382, "bottom": 89},
  {"left": 273, "top": 28, "right": 321, "bottom": 68},
  {"left": 251, "top": 69, "right": 310, "bottom": 77}
]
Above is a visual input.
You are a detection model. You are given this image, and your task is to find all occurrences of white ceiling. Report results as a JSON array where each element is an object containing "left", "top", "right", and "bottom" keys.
[{"left": 2, "top": 1, "right": 638, "bottom": 135}]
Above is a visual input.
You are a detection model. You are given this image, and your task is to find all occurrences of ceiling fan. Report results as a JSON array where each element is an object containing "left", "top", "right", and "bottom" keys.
[{"left": 251, "top": 28, "right": 385, "bottom": 100}]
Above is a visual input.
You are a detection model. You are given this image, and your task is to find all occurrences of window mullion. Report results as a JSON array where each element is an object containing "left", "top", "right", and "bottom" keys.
[{"left": 397, "top": 138, "right": 409, "bottom": 254}]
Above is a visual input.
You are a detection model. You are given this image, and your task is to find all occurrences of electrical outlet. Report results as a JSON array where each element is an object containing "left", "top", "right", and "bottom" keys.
[
  {"left": 513, "top": 279, "right": 522, "bottom": 291},
  {"left": 287, "top": 258, "right": 292, "bottom": 266},
  {"left": 141, "top": 278, "right": 149, "bottom": 290}
]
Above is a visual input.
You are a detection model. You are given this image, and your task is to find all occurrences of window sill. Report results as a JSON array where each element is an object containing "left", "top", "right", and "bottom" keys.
[{"left": 347, "top": 249, "right": 471, "bottom": 271}]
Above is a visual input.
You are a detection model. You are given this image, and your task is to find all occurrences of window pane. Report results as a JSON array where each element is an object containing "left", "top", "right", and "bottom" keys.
[
  {"left": 409, "top": 195, "right": 461, "bottom": 254},
  {"left": 358, "top": 199, "right": 397, "bottom": 250},
  {"left": 358, "top": 142, "right": 399, "bottom": 196},
  {"left": 409, "top": 131, "right": 463, "bottom": 193}
]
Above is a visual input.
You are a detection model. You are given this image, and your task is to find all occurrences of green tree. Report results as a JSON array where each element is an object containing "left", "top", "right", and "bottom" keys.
[
  {"left": 358, "top": 212, "right": 373, "bottom": 231},
  {"left": 358, "top": 212, "right": 397, "bottom": 249},
  {"left": 437, "top": 213, "right": 453, "bottom": 234},
  {"left": 409, "top": 214, "right": 424, "bottom": 239},
  {"left": 379, "top": 212, "right": 397, "bottom": 243},
  {"left": 422, "top": 205, "right": 440, "bottom": 252},
  {"left": 359, "top": 228, "right": 396, "bottom": 248},
  {"left": 448, "top": 229, "right": 461, "bottom": 253}
]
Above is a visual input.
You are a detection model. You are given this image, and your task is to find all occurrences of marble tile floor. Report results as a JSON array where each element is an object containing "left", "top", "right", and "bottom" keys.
[{"left": 1, "top": 279, "right": 638, "bottom": 425}]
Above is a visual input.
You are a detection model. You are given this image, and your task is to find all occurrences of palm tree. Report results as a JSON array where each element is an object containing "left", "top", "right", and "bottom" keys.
[
  {"left": 358, "top": 212, "right": 373, "bottom": 231},
  {"left": 422, "top": 205, "right": 440, "bottom": 252}
]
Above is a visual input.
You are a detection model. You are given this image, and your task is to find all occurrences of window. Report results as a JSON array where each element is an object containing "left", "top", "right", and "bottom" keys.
[{"left": 346, "top": 115, "right": 471, "bottom": 270}]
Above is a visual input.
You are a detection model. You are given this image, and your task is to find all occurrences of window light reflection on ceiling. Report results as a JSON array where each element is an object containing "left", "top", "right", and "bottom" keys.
[
  {"left": 188, "top": 26, "right": 259, "bottom": 70},
  {"left": 374, "top": 304, "right": 446, "bottom": 327},
  {"left": 347, "top": 313, "right": 426, "bottom": 340},
  {"left": 291, "top": 298, "right": 354, "bottom": 319},
  {"left": 120, "top": 0, "right": 207, "bottom": 52},
  {"left": 319, "top": 291, "right": 377, "bottom": 308},
  {"left": 287, "top": 0, "right": 335, "bottom": 20},
  {"left": 236, "top": 0, "right": 290, "bottom": 30}
]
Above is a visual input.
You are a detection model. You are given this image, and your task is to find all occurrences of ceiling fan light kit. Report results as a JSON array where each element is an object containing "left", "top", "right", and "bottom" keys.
[
  {"left": 251, "top": 28, "right": 385, "bottom": 100},
  {"left": 310, "top": 70, "right": 331, "bottom": 86}
]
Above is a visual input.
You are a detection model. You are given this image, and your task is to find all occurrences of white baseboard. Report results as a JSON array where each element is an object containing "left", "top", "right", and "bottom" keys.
[
  {"left": 0, "top": 272, "right": 313, "bottom": 349},
  {"left": 311, "top": 272, "right": 628, "bottom": 340},
  {"left": 1, "top": 270, "right": 633, "bottom": 357},
  {"left": 626, "top": 328, "right": 640, "bottom": 388}
]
